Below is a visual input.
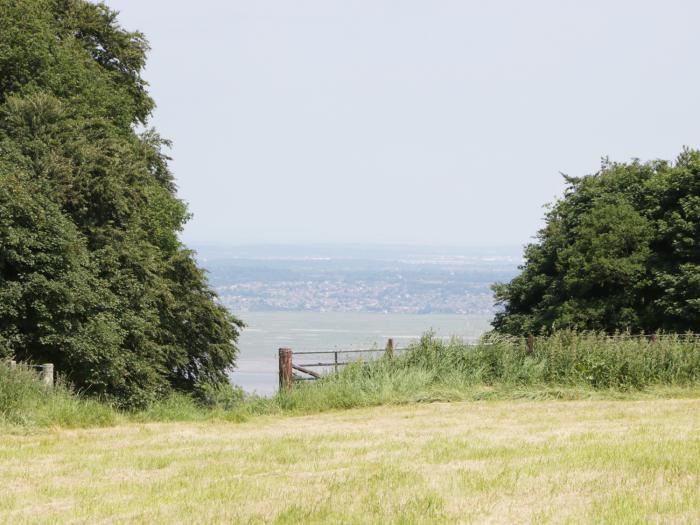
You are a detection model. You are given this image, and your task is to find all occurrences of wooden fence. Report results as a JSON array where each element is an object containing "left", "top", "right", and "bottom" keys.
[{"left": 278, "top": 338, "right": 399, "bottom": 391}]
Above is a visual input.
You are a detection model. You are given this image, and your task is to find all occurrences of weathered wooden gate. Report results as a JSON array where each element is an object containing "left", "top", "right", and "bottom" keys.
[{"left": 278, "top": 339, "right": 398, "bottom": 390}]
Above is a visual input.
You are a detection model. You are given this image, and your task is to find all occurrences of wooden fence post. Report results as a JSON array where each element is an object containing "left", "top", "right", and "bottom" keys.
[
  {"left": 41, "top": 363, "right": 54, "bottom": 388},
  {"left": 385, "top": 338, "right": 394, "bottom": 359},
  {"left": 526, "top": 335, "right": 534, "bottom": 354},
  {"left": 278, "top": 348, "right": 293, "bottom": 391},
  {"left": 8, "top": 360, "right": 16, "bottom": 370}
]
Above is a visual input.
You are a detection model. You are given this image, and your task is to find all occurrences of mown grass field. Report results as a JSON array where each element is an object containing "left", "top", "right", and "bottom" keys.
[{"left": 3, "top": 398, "right": 700, "bottom": 524}]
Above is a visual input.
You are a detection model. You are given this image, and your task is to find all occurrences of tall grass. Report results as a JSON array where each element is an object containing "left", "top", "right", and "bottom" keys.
[
  {"left": 0, "top": 363, "right": 247, "bottom": 428},
  {"left": 275, "top": 331, "right": 700, "bottom": 412},
  {"left": 401, "top": 331, "right": 700, "bottom": 388},
  {"left": 0, "top": 363, "right": 116, "bottom": 427},
  {"left": 3, "top": 332, "right": 700, "bottom": 428}
]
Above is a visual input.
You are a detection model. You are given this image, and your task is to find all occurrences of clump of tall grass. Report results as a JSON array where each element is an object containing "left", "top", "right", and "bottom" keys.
[
  {"left": 275, "top": 361, "right": 438, "bottom": 412},
  {"left": 276, "top": 331, "right": 700, "bottom": 412},
  {"left": 0, "top": 362, "right": 116, "bottom": 428},
  {"left": 0, "top": 361, "right": 254, "bottom": 428},
  {"left": 400, "top": 331, "right": 700, "bottom": 389}
]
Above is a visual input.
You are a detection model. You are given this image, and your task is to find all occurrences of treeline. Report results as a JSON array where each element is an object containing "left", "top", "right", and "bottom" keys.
[
  {"left": 0, "top": 0, "right": 241, "bottom": 407},
  {"left": 494, "top": 152, "right": 700, "bottom": 335}
]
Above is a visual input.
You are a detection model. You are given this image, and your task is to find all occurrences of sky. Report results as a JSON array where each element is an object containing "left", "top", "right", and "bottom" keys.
[{"left": 106, "top": 0, "right": 700, "bottom": 248}]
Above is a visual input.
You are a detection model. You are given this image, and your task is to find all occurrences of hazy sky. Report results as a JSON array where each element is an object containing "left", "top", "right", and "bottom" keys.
[{"left": 106, "top": 0, "right": 700, "bottom": 247}]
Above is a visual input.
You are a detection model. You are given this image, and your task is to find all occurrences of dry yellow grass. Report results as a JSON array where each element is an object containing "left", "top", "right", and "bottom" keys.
[{"left": 2, "top": 399, "right": 700, "bottom": 524}]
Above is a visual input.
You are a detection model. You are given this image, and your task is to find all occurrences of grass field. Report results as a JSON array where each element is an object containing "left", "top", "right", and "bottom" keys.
[{"left": 3, "top": 398, "right": 700, "bottom": 524}]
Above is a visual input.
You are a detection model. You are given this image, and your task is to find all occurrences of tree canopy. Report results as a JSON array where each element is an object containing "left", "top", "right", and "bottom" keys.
[
  {"left": 493, "top": 149, "right": 700, "bottom": 336},
  {"left": 0, "top": 0, "right": 242, "bottom": 407}
]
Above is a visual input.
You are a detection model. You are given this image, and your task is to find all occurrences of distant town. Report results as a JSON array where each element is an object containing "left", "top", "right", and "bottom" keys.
[{"left": 197, "top": 245, "right": 521, "bottom": 315}]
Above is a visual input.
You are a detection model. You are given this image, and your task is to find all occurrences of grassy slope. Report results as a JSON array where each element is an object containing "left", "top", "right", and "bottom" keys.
[{"left": 3, "top": 399, "right": 700, "bottom": 524}]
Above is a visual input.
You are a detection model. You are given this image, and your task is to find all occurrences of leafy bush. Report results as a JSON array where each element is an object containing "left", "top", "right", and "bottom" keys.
[
  {"left": 0, "top": 0, "right": 242, "bottom": 408},
  {"left": 494, "top": 151, "right": 700, "bottom": 335}
]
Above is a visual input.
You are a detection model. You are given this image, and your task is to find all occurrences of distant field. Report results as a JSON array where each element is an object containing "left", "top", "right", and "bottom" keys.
[{"left": 3, "top": 399, "right": 700, "bottom": 524}]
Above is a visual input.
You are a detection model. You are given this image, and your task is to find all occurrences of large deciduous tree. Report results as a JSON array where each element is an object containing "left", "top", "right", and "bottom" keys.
[
  {"left": 0, "top": 0, "right": 242, "bottom": 407},
  {"left": 493, "top": 150, "right": 700, "bottom": 335}
]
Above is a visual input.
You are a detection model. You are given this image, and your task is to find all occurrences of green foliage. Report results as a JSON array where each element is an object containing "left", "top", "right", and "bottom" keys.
[
  {"left": 0, "top": 361, "right": 247, "bottom": 428},
  {"left": 194, "top": 381, "right": 244, "bottom": 410},
  {"left": 272, "top": 332, "right": 700, "bottom": 412},
  {"left": 398, "top": 332, "right": 700, "bottom": 389},
  {"left": 0, "top": 0, "right": 242, "bottom": 408},
  {"left": 4, "top": 333, "right": 700, "bottom": 429},
  {"left": 493, "top": 151, "right": 700, "bottom": 334},
  {"left": 0, "top": 362, "right": 116, "bottom": 427}
]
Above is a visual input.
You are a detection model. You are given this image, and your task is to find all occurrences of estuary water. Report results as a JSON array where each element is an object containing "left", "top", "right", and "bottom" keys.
[{"left": 228, "top": 311, "right": 492, "bottom": 395}]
